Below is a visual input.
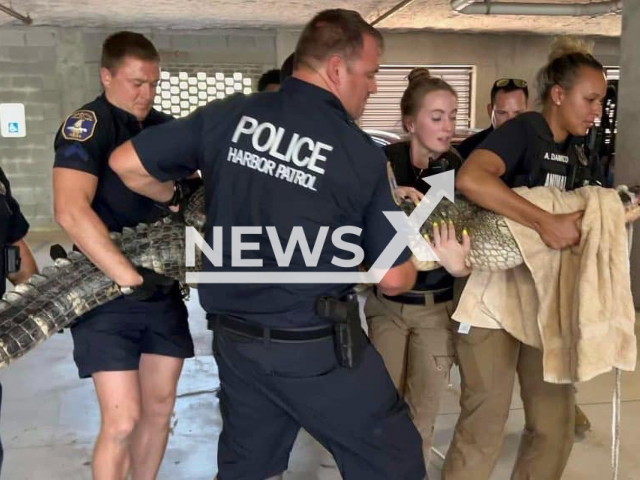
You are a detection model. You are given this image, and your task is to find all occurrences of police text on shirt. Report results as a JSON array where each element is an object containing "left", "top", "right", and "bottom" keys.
[{"left": 227, "top": 116, "right": 332, "bottom": 191}]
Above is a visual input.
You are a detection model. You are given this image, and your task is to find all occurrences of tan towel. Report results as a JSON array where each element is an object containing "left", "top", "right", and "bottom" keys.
[{"left": 453, "top": 186, "right": 636, "bottom": 383}]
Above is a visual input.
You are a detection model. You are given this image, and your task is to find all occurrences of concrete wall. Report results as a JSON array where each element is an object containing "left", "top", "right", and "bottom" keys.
[
  {"left": 615, "top": 2, "right": 640, "bottom": 304},
  {"left": 383, "top": 31, "right": 620, "bottom": 129},
  {"left": 277, "top": 29, "right": 621, "bottom": 130},
  {"left": 0, "top": 26, "right": 621, "bottom": 230},
  {"left": 0, "top": 26, "right": 277, "bottom": 230},
  {"left": 0, "top": 28, "right": 62, "bottom": 227}
]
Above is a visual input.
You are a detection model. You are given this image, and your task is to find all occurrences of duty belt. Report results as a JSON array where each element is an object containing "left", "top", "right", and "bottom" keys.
[
  {"left": 208, "top": 314, "right": 334, "bottom": 343},
  {"left": 381, "top": 287, "right": 453, "bottom": 305}
]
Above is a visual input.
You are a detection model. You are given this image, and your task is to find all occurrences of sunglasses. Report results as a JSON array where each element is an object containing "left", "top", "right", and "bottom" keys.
[{"left": 493, "top": 78, "right": 528, "bottom": 89}]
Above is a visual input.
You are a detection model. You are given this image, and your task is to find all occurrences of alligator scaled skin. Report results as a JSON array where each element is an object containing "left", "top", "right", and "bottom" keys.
[
  {"left": 401, "top": 185, "right": 640, "bottom": 272},
  {"left": 401, "top": 195, "right": 523, "bottom": 271},
  {"left": 0, "top": 185, "right": 637, "bottom": 368},
  {"left": 0, "top": 186, "right": 206, "bottom": 369}
]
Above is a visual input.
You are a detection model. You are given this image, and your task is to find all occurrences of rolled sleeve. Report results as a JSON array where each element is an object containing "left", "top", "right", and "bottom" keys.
[
  {"left": 7, "top": 203, "right": 29, "bottom": 243},
  {"left": 132, "top": 110, "right": 203, "bottom": 182},
  {"left": 477, "top": 117, "right": 529, "bottom": 180}
]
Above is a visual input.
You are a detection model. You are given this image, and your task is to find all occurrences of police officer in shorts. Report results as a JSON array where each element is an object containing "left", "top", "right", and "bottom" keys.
[
  {"left": 53, "top": 31, "right": 194, "bottom": 479},
  {"left": 456, "top": 78, "right": 529, "bottom": 160}
]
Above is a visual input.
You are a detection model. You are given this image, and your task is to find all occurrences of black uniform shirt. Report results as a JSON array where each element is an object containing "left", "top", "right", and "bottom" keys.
[
  {"left": 385, "top": 141, "right": 462, "bottom": 292},
  {"left": 132, "top": 77, "right": 411, "bottom": 327},
  {"left": 53, "top": 94, "right": 173, "bottom": 231},
  {"left": 0, "top": 166, "right": 30, "bottom": 296},
  {"left": 478, "top": 112, "right": 582, "bottom": 190},
  {"left": 456, "top": 126, "right": 493, "bottom": 160}
]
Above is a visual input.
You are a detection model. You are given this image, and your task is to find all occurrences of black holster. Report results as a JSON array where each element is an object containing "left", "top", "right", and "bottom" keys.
[
  {"left": 315, "top": 294, "right": 367, "bottom": 369},
  {"left": 3, "top": 245, "right": 20, "bottom": 275}
]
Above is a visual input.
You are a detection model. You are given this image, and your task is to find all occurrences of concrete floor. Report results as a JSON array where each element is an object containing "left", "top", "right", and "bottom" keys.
[{"left": 1, "top": 234, "right": 639, "bottom": 479}]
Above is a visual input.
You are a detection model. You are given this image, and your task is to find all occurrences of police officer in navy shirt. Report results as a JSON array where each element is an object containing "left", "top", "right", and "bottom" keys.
[
  {"left": 443, "top": 40, "right": 607, "bottom": 480},
  {"left": 52, "top": 32, "right": 193, "bottom": 480},
  {"left": 109, "top": 10, "right": 424, "bottom": 480},
  {"left": 0, "top": 165, "right": 38, "bottom": 477},
  {"left": 456, "top": 78, "right": 529, "bottom": 160}
]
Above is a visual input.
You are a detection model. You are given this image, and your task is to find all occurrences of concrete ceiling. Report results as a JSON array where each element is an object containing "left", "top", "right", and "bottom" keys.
[{"left": 0, "top": 0, "right": 622, "bottom": 36}]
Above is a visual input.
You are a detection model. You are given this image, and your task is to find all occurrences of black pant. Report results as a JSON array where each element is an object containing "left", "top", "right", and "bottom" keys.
[
  {"left": 0, "top": 382, "right": 4, "bottom": 477},
  {"left": 213, "top": 325, "right": 425, "bottom": 480}
]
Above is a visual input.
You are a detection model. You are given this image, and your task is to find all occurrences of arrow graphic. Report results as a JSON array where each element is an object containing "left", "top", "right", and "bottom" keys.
[{"left": 186, "top": 171, "right": 455, "bottom": 284}]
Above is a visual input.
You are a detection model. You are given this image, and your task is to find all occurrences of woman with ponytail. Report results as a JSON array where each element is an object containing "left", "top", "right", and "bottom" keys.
[
  {"left": 443, "top": 38, "right": 607, "bottom": 480},
  {"left": 365, "top": 67, "right": 469, "bottom": 470}
]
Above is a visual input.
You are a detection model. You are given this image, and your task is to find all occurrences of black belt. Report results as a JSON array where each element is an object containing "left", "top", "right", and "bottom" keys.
[
  {"left": 208, "top": 314, "right": 334, "bottom": 342},
  {"left": 382, "top": 288, "right": 453, "bottom": 305}
]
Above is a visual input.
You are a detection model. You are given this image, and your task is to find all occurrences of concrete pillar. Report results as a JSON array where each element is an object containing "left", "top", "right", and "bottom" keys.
[{"left": 616, "top": 1, "right": 640, "bottom": 305}]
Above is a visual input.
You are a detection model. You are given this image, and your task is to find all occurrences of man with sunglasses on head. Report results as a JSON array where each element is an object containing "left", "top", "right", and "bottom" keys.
[{"left": 456, "top": 78, "right": 529, "bottom": 160}]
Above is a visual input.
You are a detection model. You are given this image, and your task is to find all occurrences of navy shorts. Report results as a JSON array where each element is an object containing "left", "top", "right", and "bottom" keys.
[
  {"left": 70, "top": 286, "right": 194, "bottom": 379},
  {"left": 212, "top": 321, "right": 425, "bottom": 480}
]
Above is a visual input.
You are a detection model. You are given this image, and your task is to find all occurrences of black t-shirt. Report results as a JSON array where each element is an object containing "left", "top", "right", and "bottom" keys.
[
  {"left": 53, "top": 94, "right": 173, "bottom": 231},
  {"left": 385, "top": 141, "right": 461, "bottom": 292},
  {"left": 478, "top": 111, "right": 583, "bottom": 190},
  {"left": 0, "top": 167, "right": 30, "bottom": 296},
  {"left": 455, "top": 126, "right": 493, "bottom": 160},
  {"left": 132, "top": 77, "right": 411, "bottom": 327}
]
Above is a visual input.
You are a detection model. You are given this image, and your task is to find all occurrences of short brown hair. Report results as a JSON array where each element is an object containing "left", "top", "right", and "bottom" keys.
[
  {"left": 400, "top": 68, "right": 457, "bottom": 132},
  {"left": 294, "top": 9, "right": 383, "bottom": 70},
  {"left": 101, "top": 31, "right": 160, "bottom": 71}
]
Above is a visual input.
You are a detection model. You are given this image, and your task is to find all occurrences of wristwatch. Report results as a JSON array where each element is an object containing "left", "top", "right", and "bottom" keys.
[{"left": 157, "top": 181, "right": 184, "bottom": 208}]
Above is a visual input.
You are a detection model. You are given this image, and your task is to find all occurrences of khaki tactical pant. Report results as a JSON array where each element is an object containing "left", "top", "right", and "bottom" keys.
[
  {"left": 442, "top": 326, "right": 575, "bottom": 480},
  {"left": 365, "top": 289, "right": 455, "bottom": 468}
]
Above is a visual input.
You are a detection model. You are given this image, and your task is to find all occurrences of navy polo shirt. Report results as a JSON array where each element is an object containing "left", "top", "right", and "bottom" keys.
[
  {"left": 53, "top": 94, "right": 173, "bottom": 232},
  {"left": 132, "top": 77, "right": 411, "bottom": 327}
]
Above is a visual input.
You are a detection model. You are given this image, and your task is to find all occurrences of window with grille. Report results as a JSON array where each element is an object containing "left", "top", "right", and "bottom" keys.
[
  {"left": 360, "top": 65, "right": 474, "bottom": 134},
  {"left": 153, "top": 64, "right": 265, "bottom": 118}
]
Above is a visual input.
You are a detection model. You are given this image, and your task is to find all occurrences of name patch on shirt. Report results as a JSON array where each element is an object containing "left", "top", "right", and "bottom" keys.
[
  {"left": 61, "top": 110, "right": 97, "bottom": 142},
  {"left": 227, "top": 115, "right": 333, "bottom": 191},
  {"left": 543, "top": 152, "right": 569, "bottom": 163}
]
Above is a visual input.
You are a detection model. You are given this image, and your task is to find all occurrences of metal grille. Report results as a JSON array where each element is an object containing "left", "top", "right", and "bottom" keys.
[
  {"left": 153, "top": 64, "right": 264, "bottom": 117},
  {"left": 360, "top": 65, "right": 474, "bottom": 134}
]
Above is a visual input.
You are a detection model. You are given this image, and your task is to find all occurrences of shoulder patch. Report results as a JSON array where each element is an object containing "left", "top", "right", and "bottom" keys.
[{"left": 61, "top": 110, "right": 97, "bottom": 142}]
